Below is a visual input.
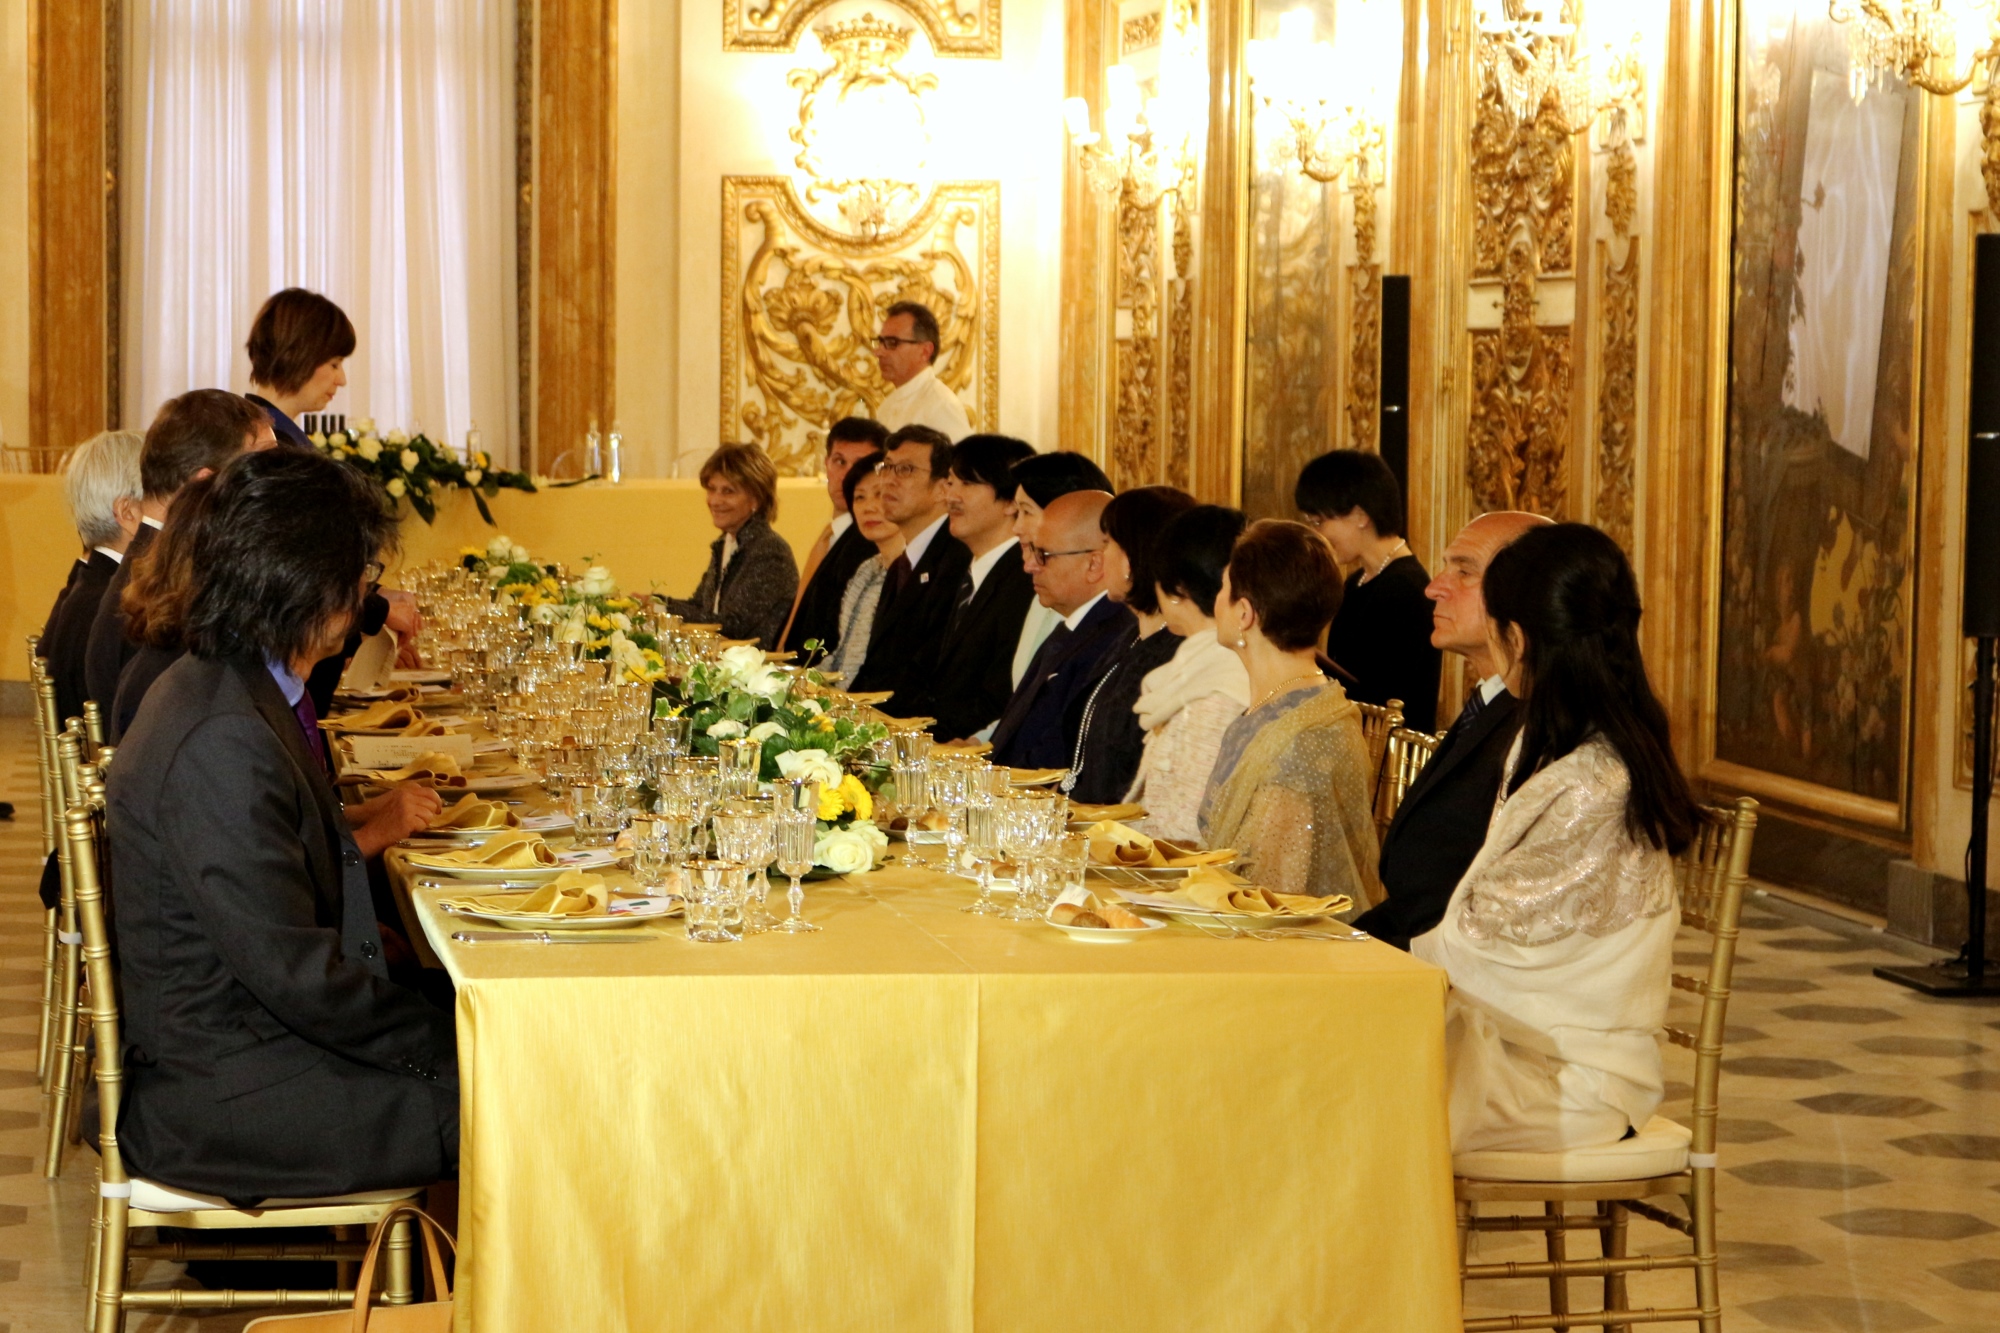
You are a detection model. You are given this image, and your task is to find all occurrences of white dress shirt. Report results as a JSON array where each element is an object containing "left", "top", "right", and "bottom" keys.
[
  {"left": 875, "top": 365, "right": 972, "bottom": 441},
  {"left": 964, "top": 537, "right": 1018, "bottom": 597},
  {"left": 902, "top": 513, "right": 949, "bottom": 571},
  {"left": 93, "top": 545, "right": 124, "bottom": 565},
  {"left": 829, "top": 512, "right": 853, "bottom": 543}
]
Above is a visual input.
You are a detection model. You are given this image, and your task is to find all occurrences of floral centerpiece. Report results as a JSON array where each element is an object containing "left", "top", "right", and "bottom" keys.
[
  {"left": 313, "top": 419, "right": 535, "bottom": 525},
  {"left": 460, "top": 536, "right": 667, "bottom": 683},
  {"left": 657, "top": 644, "right": 891, "bottom": 873}
]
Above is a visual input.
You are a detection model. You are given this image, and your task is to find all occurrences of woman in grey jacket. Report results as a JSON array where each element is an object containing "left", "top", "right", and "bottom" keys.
[{"left": 667, "top": 443, "right": 799, "bottom": 648}]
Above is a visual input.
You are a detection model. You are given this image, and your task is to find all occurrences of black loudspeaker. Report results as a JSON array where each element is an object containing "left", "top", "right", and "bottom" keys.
[
  {"left": 1966, "top": 234, "right": 2000, "bottom": 639},
  {"left": 1379, "top": 276, "right": 1411, "bottom": 501}
]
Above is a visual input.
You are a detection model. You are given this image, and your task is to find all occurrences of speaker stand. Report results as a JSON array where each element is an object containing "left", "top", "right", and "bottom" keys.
[{"left": 1879, "top": 635, "right": 2000, "bottom": 997}]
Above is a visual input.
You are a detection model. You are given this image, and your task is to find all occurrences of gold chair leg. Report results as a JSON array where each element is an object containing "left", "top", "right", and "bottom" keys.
[
  {"left": 1598, "top": 1200, "right": 1631, "bottom": 1333},
  {"left": 92, "top": 1192, "right": 130, "bottom": 1333},
  {"left": 1456, "top": 1197, "right": 1474, "bottom": 1272},
  {"left": 1690, "top": 1176, "right": 1721, "bottom": 1333},
  {"left": 382, "top": 1216, "right": 416, "bottom": 1305},
  {"left": 1544, "top": 1201, "right": 1570, "bottom": 1322},
  {"left": 43, "top": 933, "right": 82, "bottom": 1178},
  {"left": 334, "top": 1223, "right": 358, "bottom": 1294},
  {"left": 64, "top": 1025, "right": 91, "bottom": 1146},
  {"left": 36, "top": 906, "right": 57, "bottom": 1082}
]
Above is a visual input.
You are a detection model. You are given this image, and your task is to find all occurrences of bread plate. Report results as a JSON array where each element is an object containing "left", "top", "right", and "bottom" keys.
[
  {"left": 1040, "top": 911, "right": 1165, "bottom": 943},
  {"left": 448, "top": 894, "right": 680, "bottom": 930}
]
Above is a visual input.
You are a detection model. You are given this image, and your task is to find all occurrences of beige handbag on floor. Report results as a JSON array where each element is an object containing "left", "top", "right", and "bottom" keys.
[{"left": 244, "top": 1202, "right": 454, "bottom": 1332}]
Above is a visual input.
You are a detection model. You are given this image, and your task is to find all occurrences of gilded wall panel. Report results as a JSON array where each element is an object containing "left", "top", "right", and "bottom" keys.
[
  {"left": 1711, "top": 4, "right": 1923, "bottom": 823},
  {"left": 723, "top": 0, "right": 1002, "bottom": 58},
  {"left": 1113, "top": 181, "right": 1163, "bottom": 488},
  {"left": 721, "top": 177, "right": 999, "bottom": 475},
  {"left": 1593, "top": 130, "right": 1640, "bottom": 553}
]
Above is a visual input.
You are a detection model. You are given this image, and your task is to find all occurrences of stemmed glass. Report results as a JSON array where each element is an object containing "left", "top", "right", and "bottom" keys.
[
  {"left": 651, "top": 771, "right": 701, "bottom": 872},
  {"left": 569, "top": 780, "right": 624, "bottom": 849},
  {"left": 928, "top": 764, "right": 971, "bottom": 871},
  {"left": 717, "top": 737, "right": 763, "bottom": 799},
  {"left": 712, "top": 801, "right": 777, "bottom": 933},
  {"left": 770, "top": 777, "right": 823, "bottom": 934},
  {"left": 960, "top": 788, "right": 1003, "bottom": 915},
  {"left": 997, "top": 793, "right": 1053, "bottom": 921}
]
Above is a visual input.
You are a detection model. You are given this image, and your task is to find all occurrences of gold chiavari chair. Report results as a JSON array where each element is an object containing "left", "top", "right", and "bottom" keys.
[
  {"left": 30, "top": 652, "right": 63, "bottom": 1084},
  {"left": 63, "top": 802, "right": 426, "bottom": 1332},
  {"left": 44, "top": 728, "right": 94, "bottom": 1177},
  {"left": 83, "top": 698, "right": 108, "bottom": 749},
  {"left": 1453, "top": 797, "right": 1759, "bottom": 1333},
  {"left": 1353, "top": 697, "right": 1403, "bottom": 795},
  {"left": 1374, "top": 725, "right": 1442, "bottom": 836}
]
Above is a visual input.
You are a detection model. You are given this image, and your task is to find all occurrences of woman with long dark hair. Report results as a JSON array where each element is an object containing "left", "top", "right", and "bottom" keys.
[{"left": 1413, "top": 522, "right": 1703, "bottom": 1155}]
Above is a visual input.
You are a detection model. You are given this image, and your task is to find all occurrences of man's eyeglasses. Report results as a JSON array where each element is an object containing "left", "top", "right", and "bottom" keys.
[
  {"left": 1030, "top": 545, "right": 1101, "bottom": 565},
  {"left": 873, "top": 335, "right": 928, "bottom": 350},
  {"left": 879, "top": 461, "right": 925, "bottom": 480}
]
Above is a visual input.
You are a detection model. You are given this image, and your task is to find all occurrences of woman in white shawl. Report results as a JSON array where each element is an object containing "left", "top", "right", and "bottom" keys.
[
  {"left": 1413, "top": 523, "right": 1705, "bottom": 1155},
  {"left": 1126, "top": 506, "right": 1252, "bottom": 840}
]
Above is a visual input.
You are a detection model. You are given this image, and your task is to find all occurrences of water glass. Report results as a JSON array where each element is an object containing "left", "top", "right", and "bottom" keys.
[
  {"left": 651, "top": 713, "right": 693, "bottom": 764},
  {"left": 717, "top": 737, "right": 764, "bottom": 799},
  {"left": 712, "top": 802, "right": 777, "bottom": 933},
  {"left": 891, "top": 731, "right": 933, "bottom": 766},
  {"left": 629, "top": 815, "right": 677, "bottom": 892},
  {"left": 568, "top": 781, "right": 625, "bottom": 848},
  {"left": 891, "top": 762, "right": 933, "bottom": 840},
  {"left": 960, "top": 799, "right": 1003, "bottom": 915},
  {"left": 684, "top": 858, "right": 743, "bottom": 943}
]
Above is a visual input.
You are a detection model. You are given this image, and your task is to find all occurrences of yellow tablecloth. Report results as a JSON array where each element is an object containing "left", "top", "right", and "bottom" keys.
[{"left": 411, "top": 860, "right": 1462, "bottom": 1332}]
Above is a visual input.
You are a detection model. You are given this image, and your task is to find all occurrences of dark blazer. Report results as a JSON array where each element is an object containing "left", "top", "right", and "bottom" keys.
[
  {"left": 47, "top": 549, "right": 120, "bottom": 727},
  {"left": 113, "top": 643, "right": 185, "bottom": 742},
  {"left": 107, "top": 654, "right": 457, "bottom": 1204},
  {"left": 247, "top": 393, "right": 313, "bottom": 450},
  {"left": 40, "top": 556, "right": 85, "bottom": 651},
  {"left": 990, "top": 595, "right": 1137, "bottom": 770},
  {"left": 667, "top": 513, "right": 798, "bottom": 649},
  {"left": 1353, "top": 689, "right": 1521, "bottom": 950},
  {"left": 784, "top": 520, "right": 876, "bottom": 659},
  {"left": 850, "top": 521, "right": 974, "bottom": 712},
  {"left": 84, "top": 522, "right": 157, "bottom": 716},
  {"left": 1064, "top": 626, "right": 1183, "bottom": 803},
  {"left": 922, "top": 542, "right": 1038, "bottom": 742}
]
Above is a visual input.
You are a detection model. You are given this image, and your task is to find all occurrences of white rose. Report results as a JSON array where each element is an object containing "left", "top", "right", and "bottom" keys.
[
  {"left": 579, "top": 565, "right": 617, "bottom": 597},
  {"left": 486, "top": 536, "right": 513, "bottom": 561},
  {"left": 717, "top": 644, "right": 767, "bottom": 682},
  {"left": 608, "top": 631, "right": 648, "bottom": 676},
  {"left": 307, "top": 431, "right": 327, "bottom": 449},
  {"left": 530, "top": 602, "right": 562, "bottom": 624},
  {"left": 400, "top": 448, "right": 420, "bottom": 471},
  {"left": 746, "top": 666, "right": 790, "bottom": 700},
  {"left": 465, "top": 467, "right": 483, "bottom": 486},
  {"left": 387, "top": 429, "right": 409, "bottom": 445},
  {"left": 609, "top": 612, "right": 632, "bottom": 631},
  {"left": 386, "top": 478, "right": 407, "bottom": 498},
  {"left": 507, "top": 543, "right": 530, "bottom": 565},
  {"left": 776, "top": 748, "right": 842, "bottom": 788},
  {"left": 354, "top": 417, "right": 375, "bottom": 434},
  {"left": 813, "top": 826, "right": 876, "bottom": 875},
  {"left": 798, "top": 697, "right": 825, "bottom": 716},
  {"left": 707, "top": 719, "right": 747, "bottom": 739},
  {"left": 330, "top": 431, "right": 349, "bottom": 448},
  {"left": 556, "top": 618, "right": 589, "bottom": 644},
  {"left": 356, "top": 437, "right": 382, "bottom": 463},
  {"left": 746, "top": 720, "right": 784, "bottom": 743}
]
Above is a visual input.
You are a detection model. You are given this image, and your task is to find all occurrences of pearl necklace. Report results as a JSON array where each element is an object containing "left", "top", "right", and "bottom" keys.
[{"left": 1360, "top": 539, "right": 1412, "bottom": 583}]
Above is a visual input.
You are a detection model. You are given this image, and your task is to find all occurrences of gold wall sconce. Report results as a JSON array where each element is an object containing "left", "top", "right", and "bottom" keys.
[
  {"left": 1830, "top": 0, "right": 1999, "bottom": 98},
  {"left": 1246, "top": 7, "right": 1391, "bottom": 188},
  {"left": 1061, "top": 28, "right": 1204, "bottom": 208}
]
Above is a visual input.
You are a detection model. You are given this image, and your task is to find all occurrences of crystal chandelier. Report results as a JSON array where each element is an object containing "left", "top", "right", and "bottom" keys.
[
  {"left": 1246, "top": 6, "right": 1390, "bottom": 186},
  {"left": 1829, "top": 0, "right": 2000, "bottom": 99},
  {"left": 1062, "top": 29, "right": 1205, "bottom": 209}
]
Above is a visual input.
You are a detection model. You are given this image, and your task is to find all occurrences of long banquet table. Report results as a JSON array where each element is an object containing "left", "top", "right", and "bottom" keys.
[{"left": 407, "top": 856, "right": 1463, "bottom": 1332}]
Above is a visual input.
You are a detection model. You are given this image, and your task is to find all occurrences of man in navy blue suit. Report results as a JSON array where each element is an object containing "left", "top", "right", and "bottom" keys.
[{"left": 989, "top": 489, "right": 1134, "bottom": 770}]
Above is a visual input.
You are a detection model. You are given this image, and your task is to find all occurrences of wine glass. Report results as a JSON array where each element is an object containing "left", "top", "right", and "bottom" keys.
[
  {"left": 712, "top": 801, "right": 777, "bottom": 933},
  {"left": 717, "top": 737, "right": 764, "bottom": 799},
  {"left": 770, "top": 776, "right": 822, "bottom": 934},
  {"left": 997, "top": 793, "right": 1052, "bottom": 921},
  {"left": 568, "top": 781, "right": 623, "bottom": 849},
  {"left": 960, "top": 792, "right": 1003, "bottom": 915}
]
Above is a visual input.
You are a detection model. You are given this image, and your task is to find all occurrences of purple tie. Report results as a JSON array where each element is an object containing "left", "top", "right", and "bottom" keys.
[{"left": 293, "top": 691, "right": 329, "bottom": 771}]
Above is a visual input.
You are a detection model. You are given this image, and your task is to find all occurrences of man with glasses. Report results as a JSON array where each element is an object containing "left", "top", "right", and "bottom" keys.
[
  {"left": 989, "top": 489, "right": 1134, "bottom": 769},
  {"left": 848, "top": 426, "right": 974, "bottom": 714},
  {"left": 871, "top": 301, "right": 972, "bottom": 441}
]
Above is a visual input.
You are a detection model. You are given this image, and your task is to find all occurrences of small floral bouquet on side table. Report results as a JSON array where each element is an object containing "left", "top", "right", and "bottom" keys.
[
  {"left": 460, "top": 537, "right": 668, "bottom": 684},
  {"left": 315, "top": 421, "right": 535, "bottom": 524},
  {"left": 656, "top": 645, "right": 890, "bottom": 873}
]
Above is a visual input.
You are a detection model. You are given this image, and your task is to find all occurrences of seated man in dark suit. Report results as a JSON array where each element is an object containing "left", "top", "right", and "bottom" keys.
[
  {"left": 45, "top": 431, "right": 146, "bottom": 725},
  {"left": 1354, "top": 510, "right": 1552, "bottom": 950},
  {"left": 108, "top": 447, "right": 456, "bottom": 1204},
  {"left": 782, "top": 416, "right": 888, "bottom": 658},
  {"left": 990, "top": 490, "right": 1136, "bottom": 769},
  {"left": 849, "top": 426, "right": 972, "bottom": 714},
  {"left": 923, "top": 434, "right": 1038, "bottom": 741},
  {"left": 85, "top": 390, "right": 273, "bottom": 731}
]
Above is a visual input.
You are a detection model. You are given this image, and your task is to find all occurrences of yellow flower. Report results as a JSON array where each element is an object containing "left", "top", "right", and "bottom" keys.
[
  {"left": 817, "top": 786, "right": 845, "bottom": 821},
  {"left": 586, "top": 614, "right": 612, "bottom": 632},
  {"left": 839, "top": 775, "right": 872, "bottom": 823},
  {"left": 460, "top": 545, "right": 484, "bottom": 559},
  {"left": 587, "top": 637, "right": 610, "bottom": 652},
  {"left": 603, "top": 596, "right": 634, "bottom": 611},
  {"left": 815, "top": 715, "right": 837, "bottom": 732}
]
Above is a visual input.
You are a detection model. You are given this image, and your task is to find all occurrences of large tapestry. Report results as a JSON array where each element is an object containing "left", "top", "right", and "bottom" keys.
[{"left": 1715, "top": 2, "right": 1921, "bottom": 815}]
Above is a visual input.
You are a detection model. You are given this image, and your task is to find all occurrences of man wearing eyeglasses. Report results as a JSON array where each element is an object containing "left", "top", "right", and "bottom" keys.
[
  {"left": 871, "top": 301, "right": 972, "bottom": 442},
  {"left": 847, "top": 425, "right": 974, "bottom": 714},
  {"left": 989, "top": 489, "right": 1135, "bottom": 769}
]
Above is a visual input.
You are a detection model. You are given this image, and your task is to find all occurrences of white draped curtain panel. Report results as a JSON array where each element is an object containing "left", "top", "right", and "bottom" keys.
[{"left": 124, "top": 0, "right": 519, "bottom": 463}]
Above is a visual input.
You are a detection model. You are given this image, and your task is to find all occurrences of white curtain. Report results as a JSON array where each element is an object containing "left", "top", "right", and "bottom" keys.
[{"left": 125, "top": 0, "right": 519, "bottom": 463}]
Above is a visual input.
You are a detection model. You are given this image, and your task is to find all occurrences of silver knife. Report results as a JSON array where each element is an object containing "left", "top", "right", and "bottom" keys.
[{"left": 449, "top": 930, "right": 655, "bottom": 945}]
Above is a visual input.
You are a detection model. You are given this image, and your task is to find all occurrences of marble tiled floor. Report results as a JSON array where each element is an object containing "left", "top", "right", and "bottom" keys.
[{"left": 1, "top": 714, "right": 1996, "bottom": 1330}]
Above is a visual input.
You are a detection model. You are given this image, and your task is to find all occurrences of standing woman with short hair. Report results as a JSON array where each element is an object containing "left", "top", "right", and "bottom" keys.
[
  {"left": 667, "top": 443, "right": 799, "bottom": 648},
  {"left": 244, "top": 287, "right": 356, "bottom": 450}
]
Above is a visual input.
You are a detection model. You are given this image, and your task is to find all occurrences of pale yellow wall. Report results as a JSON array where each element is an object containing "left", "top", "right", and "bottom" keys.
[
  {"left": 614, "top": 0, "right": 682, "bottom": 478},
  {"left": 0, "top": 475, "right": 832, "bottom": 684},
  {"left": 0, "top": 0, "right": 30, "bottom": 455}
]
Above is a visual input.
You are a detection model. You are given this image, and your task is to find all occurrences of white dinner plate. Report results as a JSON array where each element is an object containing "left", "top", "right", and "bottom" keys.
[
  {"left": 1109, "top": 887, "right": 1347, "bottom": 931},
  {"left": 407, "top": 859, "right": 572, "bottom": 883},
  {"left": 406, "top": 824, "right": 521, "bottom": 844},
  {"left": 448, "top": 895, "right": 681, "bottom": 930},
  {"left": 1041, "top": 911, "right": 1166, "bottom": 943}
]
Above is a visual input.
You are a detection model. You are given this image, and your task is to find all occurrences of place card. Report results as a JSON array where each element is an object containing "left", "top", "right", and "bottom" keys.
[{"left": 346, "top": 733, "right": 476, "bottom": 769}]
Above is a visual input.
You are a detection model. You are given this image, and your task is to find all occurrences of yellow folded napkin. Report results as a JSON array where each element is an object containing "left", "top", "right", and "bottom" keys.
[
  {"left": 348, "top": 753, "right": 467, "bottom": 788},
  {"left": 407, "top": 829, "right": 556, "bottom": 870},
  {"left": 440, "top": 870, "right": 609, "bottom": 917},
  {"left": 1069, "top": 802, "right": 1146, "bottom": 824},
  {"left": 1006, "top": 767, "right": 1066, "bottom": 787},
  {"left": 1084, "top": 820, "right": 1234, "bottom": 868},
  {"left": 396, "top": 718, "right": 451, "bottom": 737},
  {"left": 935, "top": 739, "right": 994, "bottom": 757},
  {"left": 322, "top": 700, "right": 424, "bottom": 732},
  {"left": 1163, "top": 867, "right": 1352, "bottom": 917},
  {"left": 427, "top": 794, "right": 521, "bottom": 831}
]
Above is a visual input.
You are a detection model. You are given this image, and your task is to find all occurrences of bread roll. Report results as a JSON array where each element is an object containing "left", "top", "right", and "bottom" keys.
[
  {"left": 1100, "top": 904, "right": 1147, "bottom": 930},
  {"left": 1070, "top": 910, "right": 1110, "bottom": 929}
]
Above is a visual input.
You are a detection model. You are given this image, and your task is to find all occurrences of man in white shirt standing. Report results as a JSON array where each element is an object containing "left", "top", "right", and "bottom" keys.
[{"left": 872, "top": 302, "right": 972, "bottom": 441}]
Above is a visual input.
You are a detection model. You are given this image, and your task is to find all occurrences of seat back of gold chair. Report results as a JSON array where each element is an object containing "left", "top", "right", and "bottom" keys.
[
  {"left": 1375, "top": 726, "right": 1441, "bottom": 835},
  {"left": 65, "top": 786, "right": 131, "bottom": 1193},
  {"left": 1353, "top": 697, "right": 1403, "bottom": 797},
  {"left": 83, "top": 700, "right": 107, "bottom": 748},
  {"left": 1666, "top": 798, "right": 1759, "bottom": 1165}
]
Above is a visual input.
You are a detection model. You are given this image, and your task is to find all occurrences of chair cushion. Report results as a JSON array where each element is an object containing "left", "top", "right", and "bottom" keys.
[
  {"left": 130, "top": 1177, "right": 423, "bottom": 1213},
  {"left": 1453, "top": 1115, "right": 1692, "bottom": 1183}
]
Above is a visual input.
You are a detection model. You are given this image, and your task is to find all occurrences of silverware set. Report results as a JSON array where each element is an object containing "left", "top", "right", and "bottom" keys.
[{"left": 1179, "top": 917, "right": 1371, "bottom": 943}]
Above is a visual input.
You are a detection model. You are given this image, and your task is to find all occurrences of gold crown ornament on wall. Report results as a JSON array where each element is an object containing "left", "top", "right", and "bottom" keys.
[{"left": 788, "top": 13, "right": 939, "bottom": 240}]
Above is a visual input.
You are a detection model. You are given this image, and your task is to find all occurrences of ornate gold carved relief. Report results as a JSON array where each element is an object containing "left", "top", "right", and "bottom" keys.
[
  {"left": 723, "top": 0, "right": 1000, "bottom": 58},
  {"left": 1465, "top": 28, "right": 1578, "bottom": 518},
  {"left": 1594, "top": 138, "right": 1639, "bottom": 552},
  {"left": 1114, "top": 179, "right": 1163, "bottom": 489},
  {"left": 1121, "top": 11, "right": 1162, "bottom": 56},
  {"left": 721, "top": 177, "right": 999, "bottom": 474},
  {"left": 1167, "top": 186, "right": 1194, "bottom": 491},
  {"left": 1346, "top": 177, "right": 1381, "bottom": 452},
  {"left": 787, "top": 15, "right": 937, "bottom": 239}
]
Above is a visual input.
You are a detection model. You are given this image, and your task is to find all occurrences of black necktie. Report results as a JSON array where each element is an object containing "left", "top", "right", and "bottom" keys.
[
  {"left": 1457, "top": 686, "right": 1487, "bottom": 729},
  {"left": 945, "top": 572, "right": 976, "bottom": 636},
  {"left": 992, "top": 623, "right": 1073, "bottom": 750},
  {"left": 886, "top": 553, "right": 914, "bottom": 602}
]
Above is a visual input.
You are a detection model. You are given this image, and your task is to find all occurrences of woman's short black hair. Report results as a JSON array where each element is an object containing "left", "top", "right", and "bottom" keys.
[
  {"left": 950, "top": 435, "right": 1037, "bottom": 499},
  {"left": 1101, "top": 486, "right": 1198, "bottom": 615},
  {"left": 1010, "top": 451, "right": 1113, "bottom": 508},
  {"left": 1159, "top": 504, "right": 1247, "bottom": 613},
  {"left": 1226, "top": 519, "right": 1342, "bottom": 651},
  {"left": 246, "top": 288, "right": 357, "bottom": 396},
  {"left": 1483, "top": 522, "right": 1704, "bottom": 854},
  {"left": 841, "top": 451, "right": 888, "bottom": 511},
  {"left": 183, "top": 448, "right": 396, "bottom": 665},
  {"left": 1294, "top": 449, "right": 1405, "bottom": 536}
]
